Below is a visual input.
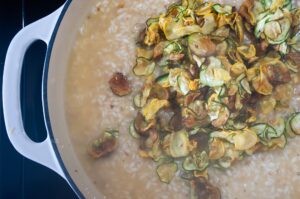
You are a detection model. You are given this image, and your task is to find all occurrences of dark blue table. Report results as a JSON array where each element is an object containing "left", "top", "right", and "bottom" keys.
[{"left": 0, "top": 1, "right": 78, "bottom": 198}]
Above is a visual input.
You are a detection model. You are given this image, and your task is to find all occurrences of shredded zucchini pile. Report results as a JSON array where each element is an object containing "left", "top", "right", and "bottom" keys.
[
  {"left": 240, "top": 0, "right": 300, "bottom": 54},
  {"left": 130, "top": 0, "right": 300, "bottom": 198}
]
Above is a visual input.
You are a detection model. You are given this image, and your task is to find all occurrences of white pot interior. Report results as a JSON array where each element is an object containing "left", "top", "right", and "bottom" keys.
[{"left": 47, "top": 0, "right": 104, "bottom": 198}]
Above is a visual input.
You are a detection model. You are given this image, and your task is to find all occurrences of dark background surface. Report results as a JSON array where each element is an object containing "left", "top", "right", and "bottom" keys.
[{"left": 0, "top": 0, "right": 78, "bottom": 198}]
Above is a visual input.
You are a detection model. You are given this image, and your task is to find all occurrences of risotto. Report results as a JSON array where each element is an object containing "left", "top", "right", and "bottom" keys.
[{"left": 65, "top": 0, "right": 300, "bottom": 198}]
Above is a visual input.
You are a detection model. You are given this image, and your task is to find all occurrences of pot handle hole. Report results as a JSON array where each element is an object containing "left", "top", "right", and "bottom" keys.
[{"left": 3, "top": 4, "right": 66, "bottom": 179}]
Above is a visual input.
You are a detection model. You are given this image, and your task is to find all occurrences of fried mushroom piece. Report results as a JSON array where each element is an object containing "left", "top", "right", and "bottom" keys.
[
  {"left": 169, "top": 110, "right": 183, "bottom": 131},
  {"left": 88, "top": 130, "right": 118, "bottom": 159},
  {"left": 287, "top": 52, "right": 300, "bottom": 66},
  {"left": 262, "top": 62, "right": 291, "bottom": 85},
  {"left": 190, "top": 133, "right": 209, "bottom": 152},
  {"left": 190, "top": 177, "right": 221, "bottom": 199},
  {"left": 109, "top": 72, "right": 132, "bottom": 96}
]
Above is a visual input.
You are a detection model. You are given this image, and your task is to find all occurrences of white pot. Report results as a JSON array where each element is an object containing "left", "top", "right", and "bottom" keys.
[{"left": 3, "top": 1, "right": 103, "bottom": 198}]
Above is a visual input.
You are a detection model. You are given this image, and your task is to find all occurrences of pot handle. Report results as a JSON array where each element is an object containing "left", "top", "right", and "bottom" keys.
[{"left": 3, "top": 5, "right": 66, "bottom": 178}]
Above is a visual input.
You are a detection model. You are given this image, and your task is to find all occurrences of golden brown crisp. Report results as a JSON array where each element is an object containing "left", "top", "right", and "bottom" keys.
[{"left": 109, "top": 72, "right": 132, "bottom": 96}]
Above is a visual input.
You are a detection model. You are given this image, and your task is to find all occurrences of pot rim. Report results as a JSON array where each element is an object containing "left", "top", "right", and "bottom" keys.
[{"left": 42, "top": 1, "right": 84, "bottom": 198}]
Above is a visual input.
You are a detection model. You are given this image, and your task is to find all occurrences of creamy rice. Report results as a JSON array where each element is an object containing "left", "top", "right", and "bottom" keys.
[{"left": 65, "top": 0, "right": 300, "bottom": 198}]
